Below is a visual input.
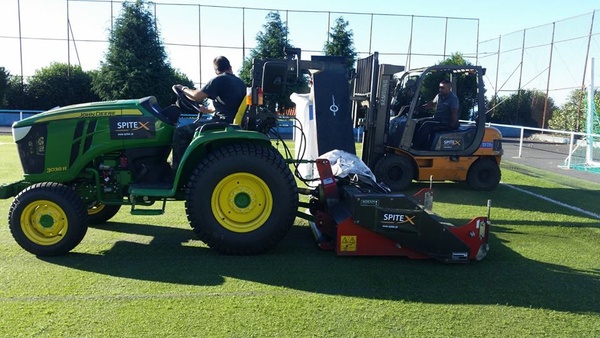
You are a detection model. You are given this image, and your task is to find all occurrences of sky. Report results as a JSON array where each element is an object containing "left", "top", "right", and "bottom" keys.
[{"left": 1, "top": 0, "right": 599, "bottom": 104}]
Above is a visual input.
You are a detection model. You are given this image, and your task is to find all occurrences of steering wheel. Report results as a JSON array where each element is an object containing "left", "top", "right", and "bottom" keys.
[{"left": 172, "top": 85, "right": 201, "bottom": 114}]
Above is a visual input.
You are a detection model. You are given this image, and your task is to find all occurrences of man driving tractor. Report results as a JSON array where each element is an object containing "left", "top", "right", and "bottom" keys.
[{"left": 171, "top": 56, "right": 246, "bottom": 171}]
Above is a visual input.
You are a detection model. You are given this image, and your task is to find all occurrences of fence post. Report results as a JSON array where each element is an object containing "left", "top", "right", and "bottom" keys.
[
  {"left": 566, "top": 132, "right": 575, "bottom": 169},
  {"left": 518, "top": 127, "right": 524, "bottom": 158}
]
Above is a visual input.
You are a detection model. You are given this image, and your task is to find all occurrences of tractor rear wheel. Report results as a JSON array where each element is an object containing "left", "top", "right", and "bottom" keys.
[
  {"left": 374, "top": 154, "right": 415, "bottom": 191},
  {"left": 8, "top": 182, "right": 88, "bottom": 256},
  {"left": 87, "top": 203, "right": 121, "bottom": 225},
  {"left": 467, "top": 158, "right": 501, "bottom": 191},
  {"left": 185, "top": 143, "right": 298, "bottom": 254}
]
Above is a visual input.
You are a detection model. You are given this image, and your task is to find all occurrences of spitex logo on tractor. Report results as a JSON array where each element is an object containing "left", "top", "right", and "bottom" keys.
[{"left": 110, "top": 116, "right": 156, "bottom": 139}]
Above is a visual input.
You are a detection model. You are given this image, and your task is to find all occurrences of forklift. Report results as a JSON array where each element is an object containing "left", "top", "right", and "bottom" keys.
[{"left": 353, "top": 53, "right": 503, "bottom": 191}]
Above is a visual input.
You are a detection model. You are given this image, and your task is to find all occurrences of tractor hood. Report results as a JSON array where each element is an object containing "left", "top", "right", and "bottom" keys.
[
  {"left": 11, "top": 96, "right": 176, "bottom": 182},
  {"left": 12, "top": 98, "right": 155, "bottom": 138}
]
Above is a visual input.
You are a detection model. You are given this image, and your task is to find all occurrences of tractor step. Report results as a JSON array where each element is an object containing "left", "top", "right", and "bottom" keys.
[
  {"left": 129, "top": 182, "right": 175, "bottom": 197},
  {"left": 130, "top": 209, "right": 164, "bottom": 216},
  {"left": 129, "top": 193, "right": 168, "bottom": 216}
]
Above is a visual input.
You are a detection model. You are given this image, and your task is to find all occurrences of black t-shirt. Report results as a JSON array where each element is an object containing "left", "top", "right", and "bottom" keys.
[{"left": 200, "top": 73, "right": 247, "bottom": 123}]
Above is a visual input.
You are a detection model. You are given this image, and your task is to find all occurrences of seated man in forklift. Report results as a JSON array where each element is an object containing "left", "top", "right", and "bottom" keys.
[
  {"left": 171, "top": 56, "right": 246, "bottom": 171},
  {"left": 413, "top": 79, "right": 459, "bottom": 149}
]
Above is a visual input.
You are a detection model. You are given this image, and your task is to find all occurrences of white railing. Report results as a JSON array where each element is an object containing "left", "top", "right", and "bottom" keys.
[{"left": 486, "top": 122, "right": 600, "bottom": 163}]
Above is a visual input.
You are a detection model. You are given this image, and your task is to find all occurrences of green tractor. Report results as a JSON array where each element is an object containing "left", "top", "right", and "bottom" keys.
[{"left": 0, "top": 86, "right": 299, "bottom": 256}]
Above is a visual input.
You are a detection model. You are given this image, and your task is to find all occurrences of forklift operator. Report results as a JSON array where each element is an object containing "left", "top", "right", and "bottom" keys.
[{"left": 413, "top": 80, "right": 459, "bottom": 149}]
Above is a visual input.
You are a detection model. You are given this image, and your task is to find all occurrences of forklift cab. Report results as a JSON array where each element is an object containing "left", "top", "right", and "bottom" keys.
[
  {"left": 356, "top": 55, "right": 488, "bottom": 170},
  {"left": 395, "top": 66, "right": 484, "bottom": 153},
  {"left": 354, "top": 52, "right": 502, "bottom": 191}
]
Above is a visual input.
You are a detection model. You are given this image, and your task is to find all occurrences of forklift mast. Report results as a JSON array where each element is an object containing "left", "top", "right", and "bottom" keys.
[{"left": 352, "top": 53, "right": 404, "bottom": 168}]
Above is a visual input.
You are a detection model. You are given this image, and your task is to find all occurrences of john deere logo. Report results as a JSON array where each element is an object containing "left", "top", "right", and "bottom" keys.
[{"left": 110, "top": 117, "right": 156, "bottom": 139}]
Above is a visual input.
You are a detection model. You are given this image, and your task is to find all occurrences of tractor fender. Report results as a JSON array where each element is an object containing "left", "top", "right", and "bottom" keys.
[
  {"left": 0, "top": 180, "right": 30, "bottom": 199},
  {"left": 175, "top": 125, "right": 272, "bottom": 184}
]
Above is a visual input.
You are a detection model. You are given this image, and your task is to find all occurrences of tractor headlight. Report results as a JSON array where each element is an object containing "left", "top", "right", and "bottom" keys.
[{"left": 13, "top": 126, "right": 32, "bottom": 143}]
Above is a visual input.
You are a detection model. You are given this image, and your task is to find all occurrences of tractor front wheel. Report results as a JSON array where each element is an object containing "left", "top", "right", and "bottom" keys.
[
  {"left": 8, "top": 182, "right": 89, "bottom": 256},
  {"left": 87, "top": 203, "right": 121, "bottom": 225},
  {"left": 185, "top": 143, "right": 298, "bottom": 255}
]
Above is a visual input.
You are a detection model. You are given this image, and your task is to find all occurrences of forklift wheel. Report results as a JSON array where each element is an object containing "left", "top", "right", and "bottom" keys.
[
  {"left": 467, "top": 158, "right": 501, "bottom": 191},
  {"left": 185, "top": 143, "right": 298, "bottom": 255},
  {"left": 373, "top": 154, "right": 414, "bottom": 191},
  {"left": 8, "top": 182, "right": 89, "bottom": 256}
]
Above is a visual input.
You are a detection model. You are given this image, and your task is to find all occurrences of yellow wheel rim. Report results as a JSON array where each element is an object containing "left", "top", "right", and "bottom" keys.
[
  {"left": 212, "top": 173, "right": 273, "bottom": 233},
  {"left": 20, "top": 200, "right": 68, "bottom": 246},
  {"left": 88, "top": 203, "right": 105, "bottom": 216}
]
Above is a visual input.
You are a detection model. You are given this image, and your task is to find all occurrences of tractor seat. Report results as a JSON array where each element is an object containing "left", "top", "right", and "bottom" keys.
[{"left": 429, "top": 125, "right": 477, "bottom": 151}]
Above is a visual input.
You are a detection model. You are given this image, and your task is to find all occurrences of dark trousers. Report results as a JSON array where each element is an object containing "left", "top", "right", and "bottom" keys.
[
  {"left": 413, "top": 120, "right": 455, "bottom": 150},
  {"left": 171, "top": 122, "right": 199, "bottom": 171}
]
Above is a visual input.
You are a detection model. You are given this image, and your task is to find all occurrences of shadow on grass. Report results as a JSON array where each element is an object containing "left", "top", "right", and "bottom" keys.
[{"left": 40, "top": 222, "right": 599, "bottom": 314}]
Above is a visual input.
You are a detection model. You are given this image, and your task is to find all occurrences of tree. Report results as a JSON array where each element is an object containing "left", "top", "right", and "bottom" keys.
[
  {"left": 488, "top": 89, "right": 554, "bottom": 127},
  {"left": 548, "top": 88, "right": 599, "bottom": 133},
  {"left": 26, "top": 63, "right": 99, "bottom": 110},
  {"left": 239, "top": 12, "right": 291, "bottom": 84},
  {"left": 323, "top": 17, "right": 357, "bottom": 71},
  {"left": 3, "top": 75, "right": 34, "bottom": 110},
  {"left": 92, "top": 0, "right": 193, "bottom": 107},
  {"left": 239, "top": 12, "right": 298, "bottom": 111},
  {"left": 0, "top": 67, "right": 9, "bottom": 107}
]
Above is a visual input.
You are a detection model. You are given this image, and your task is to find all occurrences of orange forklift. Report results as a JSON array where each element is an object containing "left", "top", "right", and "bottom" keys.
[{"left": 354, "top": 53, "right": 503, "bottom": 191}]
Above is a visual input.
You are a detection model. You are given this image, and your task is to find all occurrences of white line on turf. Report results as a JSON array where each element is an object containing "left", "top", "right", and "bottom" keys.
[{"left": 502, "top": 182, "right": 600, "bottom": 220}]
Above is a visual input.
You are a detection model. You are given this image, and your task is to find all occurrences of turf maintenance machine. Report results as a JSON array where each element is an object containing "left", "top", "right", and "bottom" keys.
[{"left": 0, "top": 49, "right": 490, "bottom": 262}]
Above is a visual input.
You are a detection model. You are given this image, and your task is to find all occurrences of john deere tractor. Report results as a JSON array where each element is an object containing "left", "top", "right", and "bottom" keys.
[{"left": 0, "top": 86, "right": 299, "bottom": 256}]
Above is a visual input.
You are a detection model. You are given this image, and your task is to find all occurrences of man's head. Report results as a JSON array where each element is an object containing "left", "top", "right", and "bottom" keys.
[
  {"left": 213, "top": 56, "right": 232, "bottom": 74},
  {"left": 439, "top": 80, "right": 452, "bottom": 96}
]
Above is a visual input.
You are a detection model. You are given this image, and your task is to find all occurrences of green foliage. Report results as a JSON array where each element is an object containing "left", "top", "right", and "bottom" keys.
[
  {"left": 1, "top": 64, "right": 99, "bottom": 110},
  {"left": 323, "top": 17, "right": 357, "bottom": 71},
  {"left": 239, "top": 12, "right": 299, "bottom": 111},
  {"left": 0, "top": 67, "right": 9, "bottom": 107},
  {"left": 239, "top": 12, "right": 290, "bottom": 84},
  {"left": 548, "top": 88, "right": 599, "bottom": 133},
  {"left": 488, "top": 89, "right": 556, "bottom": 128},
  {"left": 3, "top": 75, "right": 34, "bottom": 110},
  {"left": 421, "top": 53, "right": 482, "bottom": 120},
  {"left": 25, "top": 63, "right": 99, "bottom": 110},
  {"left": 92, "top": 0, "right": 193, "bottom": 107}
]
